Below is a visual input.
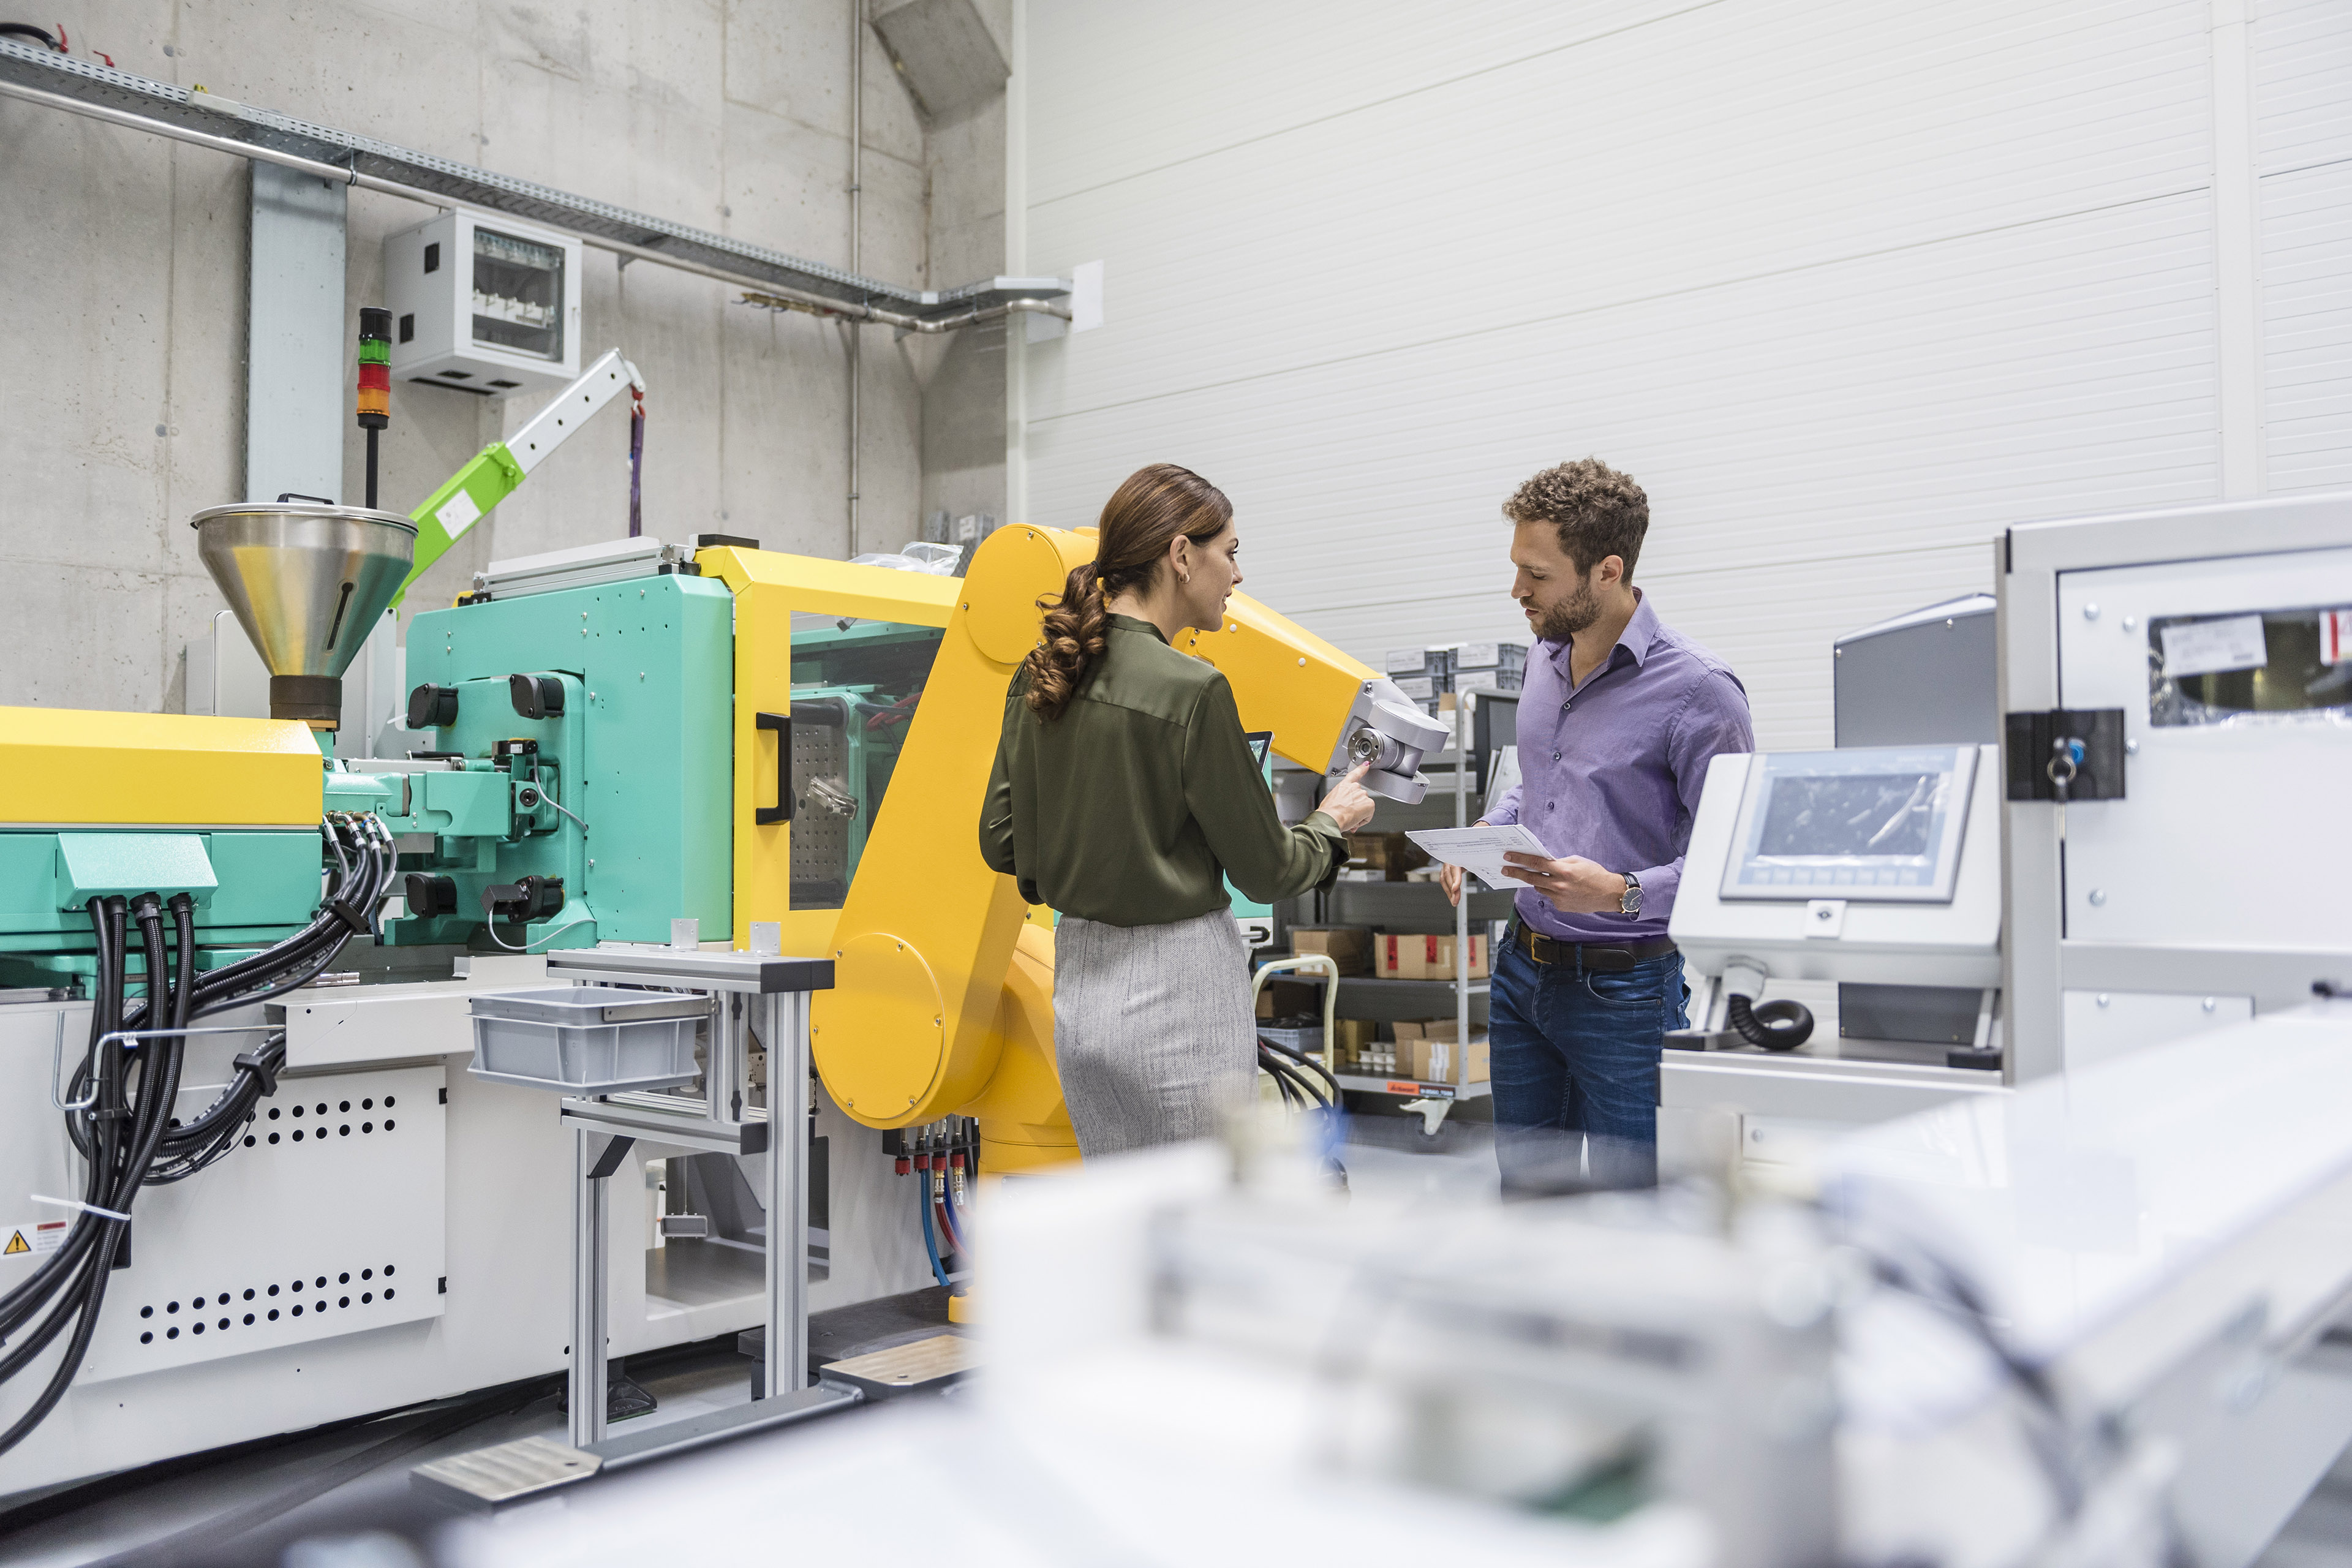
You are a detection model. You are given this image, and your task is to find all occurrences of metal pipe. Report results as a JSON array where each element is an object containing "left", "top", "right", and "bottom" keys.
[
  {"left": 0, "top": 73, "right": 1068, "bottom": 336},
  {"left": 739, "top": 286, "right": 1065, "bottom": 334},
  {"left": 848, "top": 0, "right": 864, "bottom": 559}
]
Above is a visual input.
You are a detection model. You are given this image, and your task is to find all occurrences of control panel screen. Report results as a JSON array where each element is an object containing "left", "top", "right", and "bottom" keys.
[{"left": 1721, "top": 745, "right": 1976, "bottom": 903}]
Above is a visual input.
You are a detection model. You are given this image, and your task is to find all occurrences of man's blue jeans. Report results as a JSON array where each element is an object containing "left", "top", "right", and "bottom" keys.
[{"left": 1488, "top": 928, "right": 1686, "bottom": 1193}]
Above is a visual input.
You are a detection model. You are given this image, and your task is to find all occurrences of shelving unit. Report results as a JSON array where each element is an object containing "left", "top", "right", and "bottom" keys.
[{"left": 1265, "top": 704, "right": 1513, "bottom": 1129}]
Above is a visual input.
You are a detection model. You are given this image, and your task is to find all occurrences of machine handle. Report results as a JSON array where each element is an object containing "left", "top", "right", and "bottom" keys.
[{"left": 756, "top": 711, "right": 791, "bottom": 826}]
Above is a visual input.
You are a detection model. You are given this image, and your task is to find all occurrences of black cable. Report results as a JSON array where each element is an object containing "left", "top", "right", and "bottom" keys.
[
  {"left": 1727, "top": 992, "right": 1813, "bottom": 1050},
  {"left": 0, "top": 821, "right": 394, "bottom": 1463},
  {"left": 0, "top": 23, "right": 62, "bottom": 50},
  {"left": 1260, "top": 1035, "right": 1340, "bottom": 1102}
]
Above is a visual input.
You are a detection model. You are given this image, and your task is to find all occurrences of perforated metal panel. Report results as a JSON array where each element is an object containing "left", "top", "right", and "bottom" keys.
[{"left": 791, "top": 717, "right": 851, "bottom": 909}]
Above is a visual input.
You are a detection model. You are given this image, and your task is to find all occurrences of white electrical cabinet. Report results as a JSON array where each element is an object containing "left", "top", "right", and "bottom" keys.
[{"left": 384, "top": 212, "right": 582, "bottom": 395}]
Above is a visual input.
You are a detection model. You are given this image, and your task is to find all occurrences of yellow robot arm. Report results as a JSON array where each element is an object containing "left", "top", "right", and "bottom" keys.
[{"left": 730, "top": 525, "right": 1391, "bottom": 1174}]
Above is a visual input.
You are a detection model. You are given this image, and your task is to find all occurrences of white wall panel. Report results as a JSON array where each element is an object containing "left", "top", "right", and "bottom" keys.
[
  {"left": 2255, "top": 0, "right": 2352, "bottom": 494},
  {"left": 2253, "top": 0, "right": 2352, "bottom": 174},
  {"left": 1014, "top": 1, "right": 2345, "bottom": 742},
  {"left": 1026, "top": 0, "right": 2214, "bottom": 420},
  {"left": 2260, "top": 160, "right": 2352, "bottom": 494}
]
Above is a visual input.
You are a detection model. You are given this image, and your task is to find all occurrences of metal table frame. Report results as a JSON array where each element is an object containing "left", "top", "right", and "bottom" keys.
[{"left": 541, "top": 946, "right": 832, "bottom": 1449}]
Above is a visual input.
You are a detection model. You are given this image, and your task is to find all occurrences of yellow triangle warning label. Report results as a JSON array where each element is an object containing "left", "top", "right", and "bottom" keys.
[{"left": 3, "top": 1231, "right": 27, "bottom": 1256}]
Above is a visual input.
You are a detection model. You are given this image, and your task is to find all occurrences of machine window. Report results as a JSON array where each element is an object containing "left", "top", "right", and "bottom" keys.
[
  {"left": 786, "top": 615, "right": 946, "bottom": 910},
  {"left": 2148, "top": 606, "right": 2352, "bottom": 728}
]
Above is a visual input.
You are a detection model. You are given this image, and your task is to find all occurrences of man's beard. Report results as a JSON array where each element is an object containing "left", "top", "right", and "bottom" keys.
[{"left": 1529, "top": 574, "right": 1600, "bottom": 643}]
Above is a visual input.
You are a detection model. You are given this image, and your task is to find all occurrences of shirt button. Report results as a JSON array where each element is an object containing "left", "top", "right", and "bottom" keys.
[
  {"left": 1551, "top": 750, "right": 1562, "bottom": 761},
  {"left": 1561, "top": 702, "right": 1570, "bottom": 712}
]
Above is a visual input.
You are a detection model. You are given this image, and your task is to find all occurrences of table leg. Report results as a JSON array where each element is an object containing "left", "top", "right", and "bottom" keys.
[
  {"left": 764, "top": 991, "right": 811, "bottom": 1398},
  {"left": 570, "top": 1128, "right": 633, "bottom": 1447}
]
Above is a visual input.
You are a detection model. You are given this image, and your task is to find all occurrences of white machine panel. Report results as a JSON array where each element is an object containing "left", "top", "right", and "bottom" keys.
[
  {"left": 1671, "top": 745, "right": 2002, "bottom": 988},
  {"left": 2062, "top": 989, "right": 2253, "bottom": 1073},
  {"left": 77, "top": 1062, "right": 448, "bottom": 1383},
  {"left": 2056, "top": 545, "right": 2352, "bottom": 951}
]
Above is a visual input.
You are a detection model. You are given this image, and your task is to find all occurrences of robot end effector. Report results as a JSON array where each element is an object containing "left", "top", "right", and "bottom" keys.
[{"left": 1330, "top": 680, "right": 1452, "bottom": 805}]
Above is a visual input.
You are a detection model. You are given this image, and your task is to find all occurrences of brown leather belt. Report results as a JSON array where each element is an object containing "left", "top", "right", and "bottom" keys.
[{"left": 1512, "top": 924, "right": 1677, "bottom": 973}]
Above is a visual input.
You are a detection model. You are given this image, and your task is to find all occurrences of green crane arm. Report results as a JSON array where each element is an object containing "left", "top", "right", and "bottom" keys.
[{"left": 392, "top": 349, "right": 644, "bottom": 606}]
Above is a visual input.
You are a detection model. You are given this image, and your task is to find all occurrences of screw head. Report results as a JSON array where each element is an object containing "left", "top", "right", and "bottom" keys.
[
  {"left": 2097, "top": 993, "right": 2111, "bottom": 1006},
  {"left": 2083, "top": 602, "right": 2101, "bottom": 620},
  {"left": 2088, "top": 889, "right": 2107, "bottom": 907},
  {"left": 2203, "top": 997, "right": 2218, "bottom": 1012}
]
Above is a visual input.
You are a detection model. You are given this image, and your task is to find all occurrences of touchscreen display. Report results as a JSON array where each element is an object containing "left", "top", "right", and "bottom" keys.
[
  {"left": 1719, "top": 745, "right": 1976, "bottom": 903},
  {"left": 1754, "top": 773, "right": 1939, "bottom": 859}
]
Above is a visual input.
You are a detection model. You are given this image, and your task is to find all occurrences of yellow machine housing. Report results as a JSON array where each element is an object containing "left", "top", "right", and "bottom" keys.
[{"left": 0, "top": 707, "right": 323, "bottom": 827}]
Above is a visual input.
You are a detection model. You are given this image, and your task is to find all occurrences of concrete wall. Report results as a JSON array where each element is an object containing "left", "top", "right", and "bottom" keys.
[
  {"left": 914, "top": 0, "right": 1011, "bottom": 535},
  {"left": 0, "top": 1, "right": 1009, "bottom": 714}
]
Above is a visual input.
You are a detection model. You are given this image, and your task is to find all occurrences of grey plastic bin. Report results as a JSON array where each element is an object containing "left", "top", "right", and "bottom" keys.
[{"left": 468, "top": 987, "right": 710, "bottom": 1094}]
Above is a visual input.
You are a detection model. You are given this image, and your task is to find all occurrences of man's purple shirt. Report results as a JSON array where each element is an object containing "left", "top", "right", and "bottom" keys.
[{"left": 1485, "top": 592, "right": 1754, "bottom": 943}]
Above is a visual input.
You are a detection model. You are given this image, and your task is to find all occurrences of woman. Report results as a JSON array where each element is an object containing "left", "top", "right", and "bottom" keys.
[{"left": 979, "top": 464, "right": 1378, "bottom": 1157}]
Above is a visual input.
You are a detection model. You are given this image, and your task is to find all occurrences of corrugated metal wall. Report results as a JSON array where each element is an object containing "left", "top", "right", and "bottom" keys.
[
  {"left": 2257, "top": 0, "right": 2352, "bottom": 495},
  {"left": 1012, "top": 1, "right": 2350, "bottom": 747}
]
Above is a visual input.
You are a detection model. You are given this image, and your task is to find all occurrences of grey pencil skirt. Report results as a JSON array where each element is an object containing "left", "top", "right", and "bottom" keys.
[{"left": 1053, "top": 908, "right": 1257, "bottom": 1159}]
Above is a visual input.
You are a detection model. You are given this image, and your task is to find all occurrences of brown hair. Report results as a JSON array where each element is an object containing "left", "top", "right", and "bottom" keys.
[
  {"left": 1022, "top": 463, "right": 1232, "bottom": 720},
  {"left": 1503, "top": 458, "right": 1650, "bottom": 581}
]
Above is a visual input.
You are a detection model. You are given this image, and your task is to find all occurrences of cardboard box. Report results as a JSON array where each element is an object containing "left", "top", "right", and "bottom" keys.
[
  {"left": 1345, "top": 832, "right": 1430, "bottom": 883},
  {"left": 1254, "top": 978, "right": 1321, "bottom": 1020},
  {"left": 1393, "top": 1017, "right": 1473, "bottom": 1043},
  {"left": 1291, "top": 927, "right": 1371, "bottom": 975},
  {"left": 1332, "top": 1017, "right": 1377, "bottom": 1054},
  {"left": 1407, "top": 1035, "right": 1490, "bottom": 1084},
  {"left": 1376, "top": 932, "right": 1490, "bottom": 981}
]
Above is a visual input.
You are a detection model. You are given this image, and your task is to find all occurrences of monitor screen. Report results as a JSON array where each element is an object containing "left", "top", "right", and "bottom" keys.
[{"left": 1720, "top": 745, "right": 1976, "bottom": 903}]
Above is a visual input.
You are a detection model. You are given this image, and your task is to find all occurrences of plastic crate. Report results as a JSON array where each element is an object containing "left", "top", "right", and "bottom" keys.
[{"left": 468, "top": 986, "right": 709, "bottom": 1093}]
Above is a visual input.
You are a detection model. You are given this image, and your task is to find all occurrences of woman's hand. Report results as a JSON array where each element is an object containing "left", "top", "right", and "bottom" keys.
[{"left": 1320, "top": 762, "right": 1378, "bottom": 834}]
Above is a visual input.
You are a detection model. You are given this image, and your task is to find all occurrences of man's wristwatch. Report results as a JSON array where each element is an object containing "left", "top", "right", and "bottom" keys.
[{"left": 1618, "top": 872, "right": 1643, "bottom": 917}]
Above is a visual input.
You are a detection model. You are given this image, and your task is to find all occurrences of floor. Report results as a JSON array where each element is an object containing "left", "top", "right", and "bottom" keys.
[{"left": 6, "top": 1117, "right": 2346, "bottom": 1567}]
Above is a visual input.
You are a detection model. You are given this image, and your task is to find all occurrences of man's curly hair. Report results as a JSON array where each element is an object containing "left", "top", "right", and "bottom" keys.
[{"left": 1503, "top": 458, "right": 1649, "bottom": 582}]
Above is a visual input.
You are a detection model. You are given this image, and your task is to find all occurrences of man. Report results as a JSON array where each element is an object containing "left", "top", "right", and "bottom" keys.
[{"left": 1441, "top": 458, "right": 1752, "bottom": 1191}]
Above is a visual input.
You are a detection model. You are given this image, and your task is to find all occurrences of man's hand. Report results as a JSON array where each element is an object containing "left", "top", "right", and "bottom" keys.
[
  {"left": 1439, "top": 820, "right": 1487, "bottom": 907},
  {"left": 1499, "top": 851, "right": 1627, "bottom": 914}
]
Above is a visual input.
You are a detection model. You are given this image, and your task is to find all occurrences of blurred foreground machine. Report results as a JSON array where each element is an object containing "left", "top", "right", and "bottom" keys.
[
  {"left": 425, "top": 995, "right": 2352, "bottom": 1568},
  {"left": 0, "top": 506, "right": 1440, "bottom": 1493}
]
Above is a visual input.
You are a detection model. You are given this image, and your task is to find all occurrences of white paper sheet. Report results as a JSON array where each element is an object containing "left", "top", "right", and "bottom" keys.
[
  {"left": 2158, "top": 614, "right": 2267, "bottom": 678},
  {"left": 1403, "top": 823, "right": 1551, "bottom": 890}
]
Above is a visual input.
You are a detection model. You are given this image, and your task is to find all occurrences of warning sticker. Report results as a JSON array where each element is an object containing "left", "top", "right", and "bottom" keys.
[
  {"left": 4, "top": 1223, "right": 65, "bottom": 1257},
  {"left": 435, "top": 488, "right": 483, "bottom": 540},
  {"left": 2322, "top": 609, "right": 2352, "bottom": 666}
]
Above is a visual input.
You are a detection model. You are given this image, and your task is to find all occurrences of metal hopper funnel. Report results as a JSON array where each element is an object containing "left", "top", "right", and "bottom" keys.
[{"left": 190, "top": 502, "right": 418, "bottom": 729}]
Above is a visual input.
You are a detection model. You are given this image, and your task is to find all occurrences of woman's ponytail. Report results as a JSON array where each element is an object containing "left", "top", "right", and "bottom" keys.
[
  {"left": 1022, "top": 563, "right": 1109, "bottom": 720},
  {"left": 1016, "top": 462, "right": 1232, "bottom": 722}
]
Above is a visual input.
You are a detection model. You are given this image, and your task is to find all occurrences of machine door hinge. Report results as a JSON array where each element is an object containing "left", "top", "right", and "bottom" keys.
[{"left": 2005, "top": 709, "right": 2126, "bottom": 802}]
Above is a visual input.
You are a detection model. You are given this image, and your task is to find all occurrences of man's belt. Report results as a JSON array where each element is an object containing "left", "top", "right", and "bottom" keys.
[{"left": 1512, "top": 925, "right": 1677, "bottom": 972}]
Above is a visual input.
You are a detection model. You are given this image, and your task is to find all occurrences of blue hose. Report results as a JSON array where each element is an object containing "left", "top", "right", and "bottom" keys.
[
  {"left": 918, "top": 1174, "right": 951, "bottom": 1289},
  {"left": 937, "top": 1178, "right": 971, "bottom": 1257}
]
